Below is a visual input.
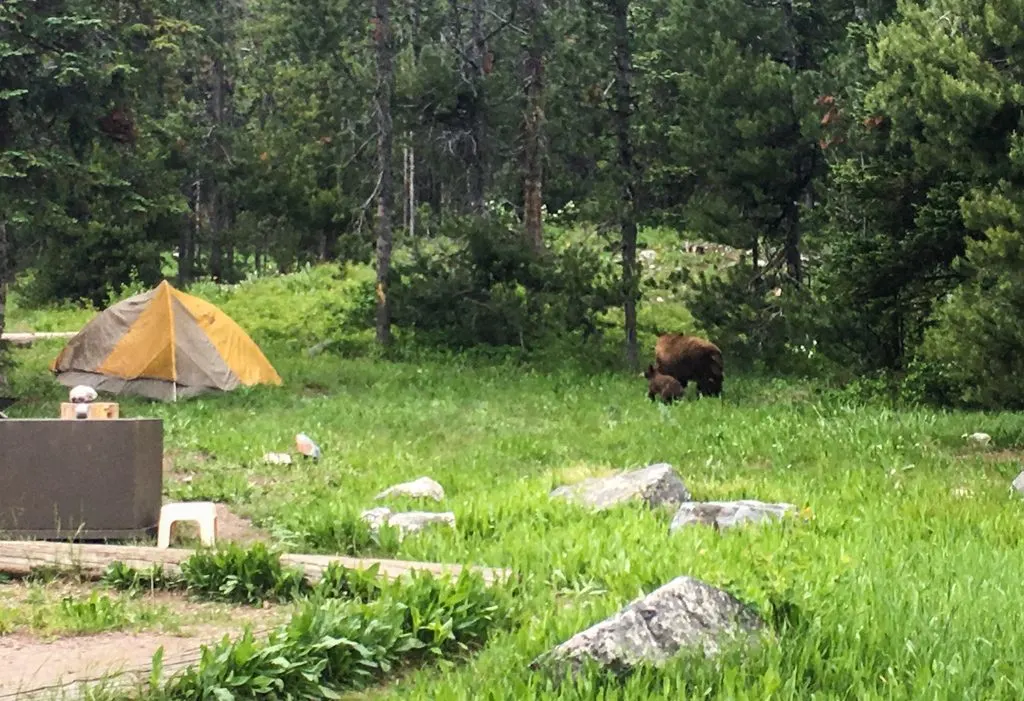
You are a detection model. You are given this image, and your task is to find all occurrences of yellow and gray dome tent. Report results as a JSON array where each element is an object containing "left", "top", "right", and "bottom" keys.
[{"left": 50, "top": 280, "right": 283, "bottom": 401}]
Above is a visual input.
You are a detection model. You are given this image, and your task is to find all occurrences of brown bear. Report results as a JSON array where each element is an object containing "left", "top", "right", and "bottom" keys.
[
  {"left": 644, "top": 365, "right": 684, "bottom": 404},
  {"left": 653, "top": 333, "right": 724, "bottom": 397}
]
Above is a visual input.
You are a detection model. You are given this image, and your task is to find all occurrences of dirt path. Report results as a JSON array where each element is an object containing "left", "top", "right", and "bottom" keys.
[{"left": 0, "top": 621, "right": 275, "bottom": 699}]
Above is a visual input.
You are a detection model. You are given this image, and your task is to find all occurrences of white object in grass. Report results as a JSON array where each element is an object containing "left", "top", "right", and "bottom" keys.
[{"left": 962, "top": 432, "right": 992, "bottom": 446}]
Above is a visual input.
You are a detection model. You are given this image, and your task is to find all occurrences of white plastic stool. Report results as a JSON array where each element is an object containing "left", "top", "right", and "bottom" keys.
[{"left": 157, "top": 501, "right": 218, "bottom": 549}]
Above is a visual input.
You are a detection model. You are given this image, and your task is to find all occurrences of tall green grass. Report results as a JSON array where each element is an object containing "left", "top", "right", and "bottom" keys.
[{"left": 7, "top": 256, "right": 1024, "bottom": 698}]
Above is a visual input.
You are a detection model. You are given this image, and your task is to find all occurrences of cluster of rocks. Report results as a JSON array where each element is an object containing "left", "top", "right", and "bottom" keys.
[
  {"left": 536, "top": 455, "right": 1024, "bottom": 678},
  {"left": 535, "top": 463, "right": 792, "bottom": 676},
  {"left": 549, "top": 462, "right": 795, "bottom": 532},
  {"left": 359, "top": 476, "right": 455, "bottom": 539},
  {"left": 357, "top": 464, "right": 794, "bottom": 675}
]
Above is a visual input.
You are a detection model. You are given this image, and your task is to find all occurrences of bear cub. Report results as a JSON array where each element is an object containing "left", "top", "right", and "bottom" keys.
[{"left": 644, "top": 364, "right": 684, "bottom": 404}]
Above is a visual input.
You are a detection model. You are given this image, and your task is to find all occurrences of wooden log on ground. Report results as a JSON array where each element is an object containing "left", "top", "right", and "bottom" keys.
[
  {"left": 1, "top": 332, "right": 78, "bottom": 348},
  {"left": 0, "top": 540, "right": 512, "bottom": 586}
]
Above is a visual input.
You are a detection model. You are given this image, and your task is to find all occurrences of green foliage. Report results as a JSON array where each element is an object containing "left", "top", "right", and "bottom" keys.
[
  {"left": 280, "top": 501, "right": 404, "bottom": 557},
  {"left": 158, "top": 569, "right": 512, "bottom": 699},
  {"left": 102, "top": 562, "right": 175, "bottom": 596},
  {"left": 810, "top": 0, "right": 1024, "bottom": 377},
  {"left": 0, "top": 586, "right": 174, "bottom": 638},
  {"left": 8, "top": 313, "right": 1024, "bottom": 698},
  {"left": 178, "top": 543, "right": 311, "bottom": 606},
  {"left": 391, "top": 215, "right": 618, "bottom": 350},
  {"left": 1, "top": 0, "right": 200, "bottom": 305},
  {"left": 57, "top": 592, "right": 136, "bottom": 634},
  {"left": 186, "top": 263, "right": 376, "bottom": 352},
  {"left": 911, "top": 223, "right": 1024, "bottom": 409},
  {"left": 104, "top": 544, "right": 312, "bottom": 605},
  {"left": 316, "top": 562, "right": 385, "bottom": 602},
  {"left": 102, "top": 546, "right": 406, "bottom": 608},
  {"left": 683, "top": 263, "right": 824, "bottom": 374}
]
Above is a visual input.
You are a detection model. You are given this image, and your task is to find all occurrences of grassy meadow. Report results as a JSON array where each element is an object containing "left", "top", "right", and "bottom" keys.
[{"left": 5, "top": 253, "right": 1024, "bottom": 699}]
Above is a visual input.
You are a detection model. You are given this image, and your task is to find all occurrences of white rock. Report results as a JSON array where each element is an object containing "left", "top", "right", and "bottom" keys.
[
  {"left": 1012, "top": 471, "right": 1024, "bottom": 495},
  {"left": 360, "top": 507, "right": 456, "bottom": 539},
  {"left": 263, "top": 452, "right": 293, "bottom": 465},
  {"left": 670, "top": 500, "right": 795, "bottom": 532},
  {"left": 962, "top": 432, "right": 992, "bottom": 447},
  {"left": 361, "top": 507, "right": 394, "bottom": 531},
  {"left": 375, "top": 476, "right": 445, "bottom": 502},
  {"left": 532, "top": 575, "right": 765, "bottom": 678},
  {"left": 550, "top": 463, "right": 691, "bottom": 511}
]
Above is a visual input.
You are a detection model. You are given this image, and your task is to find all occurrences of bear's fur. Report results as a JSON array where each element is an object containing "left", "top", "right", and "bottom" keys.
[
  {"left": 653, "top": 333, "right": 724, "bottom": 397},
  {"left": 644, "top": 365, "right": 684, "bottom": 404}
]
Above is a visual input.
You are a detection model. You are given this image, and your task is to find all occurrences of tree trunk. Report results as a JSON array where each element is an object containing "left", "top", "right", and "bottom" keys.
[
  {"left": 403, "top": 135, "right": 411, "bottom": 236},
  {"left": 522, "top": 0, "right": 545, "bottom": 251},
  {"left": 468, "top": 0, "right": 487, "bottom": 214},
  {"left": 781, "top": 0, "right": 804, "bottom": 285},
  {"left": 403, "top": 134, "right": 416, "bottom": 236},
  {"left": 0, "top": 103, "right": 11, "bottom": 383},
  {"left": 785, "top": 219, "right": 802, "bottom": 282},
  {"left": 610, "top": 0, "right": 639, "bottom": 370},
  {"left": 0, "top": 217, "right": 9, "bottom": 387},
  {"left": 208, "top": 190, "right": 223, "bottom": 280},
  {"left": 407, "top": 0, "right": 420, "bottom": 233},
  {"left": 178, "top": 218, "right": 192, "bottom": 287},
  {"left": 374, "top": 0, "right": 395, "bottom": 347},
  {"left": 207, "top": 53, "right": 230, "bottom": 282}
]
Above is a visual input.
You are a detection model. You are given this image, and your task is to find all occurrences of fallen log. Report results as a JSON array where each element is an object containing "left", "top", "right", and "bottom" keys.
[
  {"left": 0, "top": 540, "right": 512, "bottom": 586},
  {"left": 1, "top": 332, "right": 78, "bottom": 348}
]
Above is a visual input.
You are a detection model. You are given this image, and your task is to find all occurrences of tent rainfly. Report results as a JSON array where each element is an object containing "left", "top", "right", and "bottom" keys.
[{"left": 50, "top": 280, "right": 283, "bottom": 401}]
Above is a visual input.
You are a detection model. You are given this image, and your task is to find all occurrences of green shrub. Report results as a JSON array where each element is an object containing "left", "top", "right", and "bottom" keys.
[
  {"left": 187, "top": 263, "right": 376, "bottom": 352},
  {"left": 161, "top": 569, "right": 513, "bottom": 699},
  {"left": 284, "top": 503, "right": 404, "bottom": 557},
  {"left": 315, "top": 562, "right": 385, "bottom": 602},
  {"left": 57, "top": 592, "right": 133, "bottom": 634},
  {"left": 911, "top": 223, "right": 1024, "bottom": 409},
  {"left": 391, "top": 215, "right": 618, "bottom": 350},
  {"left": 178, "top": 542, "right": 310, "bottom": 605},
  {"left": 683, "top": 262, "right": 824, "bottom": 374},
  {"left": 102, "top": 562, "right": 175, "bottom": 596},
  {"left": 102, "top": 544, "right": 396, "bottom": 605}
]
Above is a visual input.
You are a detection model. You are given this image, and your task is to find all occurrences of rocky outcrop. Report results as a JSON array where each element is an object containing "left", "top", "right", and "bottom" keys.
[
  {"left": 549, "top": 463, "right": 690, "bottom": 511},
  {"left": 533, "top": 575, "right": 764, "bottom": 678}
]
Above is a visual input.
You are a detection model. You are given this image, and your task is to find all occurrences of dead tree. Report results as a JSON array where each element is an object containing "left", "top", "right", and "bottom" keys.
[
  {"left": 609, "top": 0, "right": 639, "bottom": 369},
  {"left": 374, "top": 0, "right": 396, "bottom": 346},
  {"left": 522, "top": 0, "right": 545, "bottom": 251}
]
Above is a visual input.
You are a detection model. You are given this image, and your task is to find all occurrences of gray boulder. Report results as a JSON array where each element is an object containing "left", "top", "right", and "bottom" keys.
[
  {"left": 670, "top": 500, "right": 795, "bottom": 532},
  {"left": 360, "top": 507, "right": 456, "bottom": 539},
  {"left": 550, "top": 463, "right": 690, "bottom": 511},
  {"left": 1012, "top": 471, "right": 1024, "bottom": 495},
  {"left": 533, "top": 575, "right": 764, "bottom": 677},
  {"left": 375, "top": 476, "right": 445, "bottom": 502}
]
